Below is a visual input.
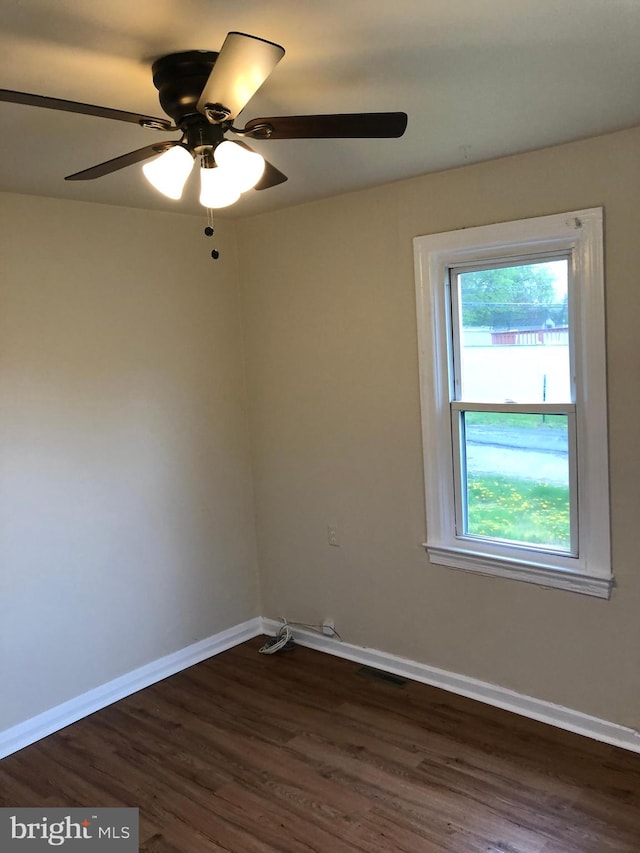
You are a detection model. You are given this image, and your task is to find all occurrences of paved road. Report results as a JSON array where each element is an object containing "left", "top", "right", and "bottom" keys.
[{"left": 466, "top": 425, "right": 568, "bottom": 486}]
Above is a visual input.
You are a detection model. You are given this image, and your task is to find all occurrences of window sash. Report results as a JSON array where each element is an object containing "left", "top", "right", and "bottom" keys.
[
  {"left": 447, "top": 251, "right": 579, "bottom": 556},
  {"left": 450, "top": 403, "right": 579, "bottom": 557},
  {"left": 448, "top": 257, "right": 575, "bottom": 406}
]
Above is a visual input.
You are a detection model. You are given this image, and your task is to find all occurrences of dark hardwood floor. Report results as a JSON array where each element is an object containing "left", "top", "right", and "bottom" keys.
[{"left": 2, "top": 637, "right": 640, "bottom": 851}]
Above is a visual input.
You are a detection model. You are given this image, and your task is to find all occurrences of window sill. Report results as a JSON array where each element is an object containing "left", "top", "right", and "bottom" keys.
[{"left": 424, "top": 543, "right": 613, "bottom": 599}]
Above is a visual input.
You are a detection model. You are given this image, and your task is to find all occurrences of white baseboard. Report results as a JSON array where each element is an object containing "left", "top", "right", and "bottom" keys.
[
  {"left": 0, "top": 617, "right": 263, "bottom": 760},
  {"left": 4, "top": 615, "right": 639, "bottom": 761},
  {"left": 261, "top": 617, "right": 640, "bottom": 755}
]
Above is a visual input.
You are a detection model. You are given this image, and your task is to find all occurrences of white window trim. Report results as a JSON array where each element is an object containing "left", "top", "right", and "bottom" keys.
[{"left": 414, "top": 208, "right": 612, "bottom": 598}]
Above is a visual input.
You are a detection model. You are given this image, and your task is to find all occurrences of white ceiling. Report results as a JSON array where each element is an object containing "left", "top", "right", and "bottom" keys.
[{"left": 0, "top": 0, "right": 639, "bottom": 219}]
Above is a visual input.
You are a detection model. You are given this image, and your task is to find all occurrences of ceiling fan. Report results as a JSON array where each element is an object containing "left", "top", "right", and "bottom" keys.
[{"left": 0, "top": 32, "right": 408, "bottom": 209}]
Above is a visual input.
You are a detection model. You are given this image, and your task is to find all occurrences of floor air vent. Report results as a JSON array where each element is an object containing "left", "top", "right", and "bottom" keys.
[{"left": 357, "top": 666, "right": 407, "bottom": 687}]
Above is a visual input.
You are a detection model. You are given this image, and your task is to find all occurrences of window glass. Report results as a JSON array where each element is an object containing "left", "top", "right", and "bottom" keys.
[
  {"left": 462, "top": 411, "right": 571, "bottom": 551},
  {"left": 456, "top": 260, "right": 570, "bottom": 403}
]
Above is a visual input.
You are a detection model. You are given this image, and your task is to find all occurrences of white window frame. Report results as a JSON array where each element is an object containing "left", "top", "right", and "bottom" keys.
[{"left": 414, "top": 208, "right": 612, "bottom": 598}]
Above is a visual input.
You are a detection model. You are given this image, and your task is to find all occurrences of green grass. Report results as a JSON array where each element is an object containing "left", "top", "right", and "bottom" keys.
[
  {"left": 466, "top": 475, "right": 570, "bottom": 549},
  {"left": 465, "top": 411, "right": 566, "bottom": 429}
]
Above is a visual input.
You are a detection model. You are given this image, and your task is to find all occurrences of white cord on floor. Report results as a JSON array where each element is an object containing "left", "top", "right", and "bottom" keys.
[
  {"left": 259, "top": 621, "right": 293, "bottom": 654},
  {"left": 259, "top": 616, "right": 342, "bottom": 656}
]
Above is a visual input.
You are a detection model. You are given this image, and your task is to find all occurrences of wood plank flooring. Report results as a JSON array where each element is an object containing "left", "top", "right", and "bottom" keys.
[{"left": 2, "top": 637, "right": 640, "bottom": 851}]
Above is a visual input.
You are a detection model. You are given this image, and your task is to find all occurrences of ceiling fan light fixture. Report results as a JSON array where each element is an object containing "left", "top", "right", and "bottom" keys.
[
  {"left": 214, "top": 140, "right": 265, "bottom": 192},
  {"left": 199, "top": 165, "right": 241, "bottom": 208},
  {"left": 142, "top": 144, "right": 194, "bottom": 199}
]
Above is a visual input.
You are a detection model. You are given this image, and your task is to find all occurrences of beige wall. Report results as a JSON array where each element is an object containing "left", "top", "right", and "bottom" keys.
[
  {"left": 0, "top": 194, "right": 259, "bottom": 730},
  {"left": 3, "top": 125, "right": 640, "bottom": 738},
  {"left": 237, "top": 126, "right": 640, "bottom": 728}
]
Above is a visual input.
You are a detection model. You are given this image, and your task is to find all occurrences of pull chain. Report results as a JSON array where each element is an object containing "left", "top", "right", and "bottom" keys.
[{"left": 203, "top": 207, "right": 219, "bottom": 259}]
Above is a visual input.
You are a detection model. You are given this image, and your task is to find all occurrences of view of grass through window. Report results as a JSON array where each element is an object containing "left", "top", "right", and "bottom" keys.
[
  {"left": 463, "top": 411, "right": 571, "bottom": 550},
  {"left": 466, "top": 475, "right": 570, "bottom": 549}
]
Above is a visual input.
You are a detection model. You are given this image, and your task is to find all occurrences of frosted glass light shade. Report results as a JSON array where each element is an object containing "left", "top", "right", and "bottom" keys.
[
  {"left": 143, "top": 145, "right": 194, "bottom": 199},
  {"left": 214, "top": 141, "right": 265, "bottom": 192},
  {"left": 199, "top": 166, "right": 241, "bottom": 208}
]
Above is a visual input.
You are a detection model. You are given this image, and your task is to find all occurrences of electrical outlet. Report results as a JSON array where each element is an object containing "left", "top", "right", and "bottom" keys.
[
  {"left": 322, "top": 618, "right": 335, "bottom": 636},
  {"left": 328, "top": 525, "right": 339, "bottom": 546}
]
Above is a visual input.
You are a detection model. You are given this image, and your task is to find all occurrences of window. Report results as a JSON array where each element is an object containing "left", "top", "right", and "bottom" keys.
[{"left": 414, "top": 209, "right": 611, "bottom": 597}]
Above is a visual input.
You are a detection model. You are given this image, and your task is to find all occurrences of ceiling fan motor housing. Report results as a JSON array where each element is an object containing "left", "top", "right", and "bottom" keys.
[{"left": 151, "top": 50, "right": 220, "bottom": 127}]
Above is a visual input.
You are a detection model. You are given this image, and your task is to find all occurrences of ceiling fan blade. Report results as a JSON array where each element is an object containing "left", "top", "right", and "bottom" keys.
[
  {"left": 234, "top": 141, "right": 287, "bottom": 190},
  {"left": 255, "top": 159, "right": 288, "bottom": 191},
  {"left": 197, "top": 32, "right": 285, "bottom": 122},
  {"left": 241, "top": 112, "right": 408, "bottom": 139},
  {"left": 0, "top": 88, "right": 174, "bottom": 129},
  {"left": 65, "top": 142, "right": 178, "bottom": 181}
]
